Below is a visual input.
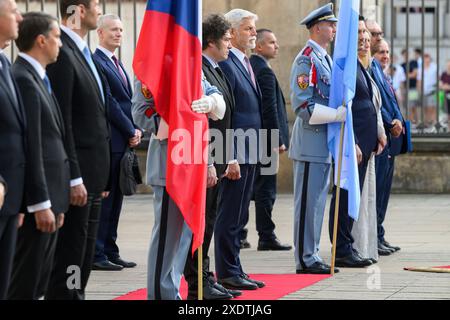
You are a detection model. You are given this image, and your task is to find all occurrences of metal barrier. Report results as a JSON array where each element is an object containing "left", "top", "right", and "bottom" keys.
[
  {"left": 337, "top": 0, "right": 448, "bottom": 136},
  {"left": 7, "top": 0, "right": 450, "bottom": 136}
]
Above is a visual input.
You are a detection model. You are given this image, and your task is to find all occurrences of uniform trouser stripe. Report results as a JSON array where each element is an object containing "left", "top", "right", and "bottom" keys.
[
  {"left": 298, "top": 162, "right": 310, "bottom": 270},
  {"left": 154, "top": 188, "right": 169, "bottom": 300}
]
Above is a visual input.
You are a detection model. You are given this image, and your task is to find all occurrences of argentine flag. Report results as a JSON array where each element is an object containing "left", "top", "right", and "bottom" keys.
[{"left": 327, "top": 0, "right": 361, "bottom": 220}]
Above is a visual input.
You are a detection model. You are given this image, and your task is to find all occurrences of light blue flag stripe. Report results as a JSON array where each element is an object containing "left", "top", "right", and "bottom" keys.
[{"left": 327, "top": 0, "right": 361, "bottom": 221}]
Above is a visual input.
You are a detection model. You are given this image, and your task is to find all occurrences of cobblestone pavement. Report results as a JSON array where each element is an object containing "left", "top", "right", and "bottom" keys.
[{"left": 85, "top": 194, "right": 450, "bottom": 300}]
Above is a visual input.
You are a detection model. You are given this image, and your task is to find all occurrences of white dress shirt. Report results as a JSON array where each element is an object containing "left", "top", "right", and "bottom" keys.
[
  {"left": 230, "top": 47, "right": 251, "bottom": 74},
  {"left": 202, "top": 53, "right": 219, "bottom": 69}
]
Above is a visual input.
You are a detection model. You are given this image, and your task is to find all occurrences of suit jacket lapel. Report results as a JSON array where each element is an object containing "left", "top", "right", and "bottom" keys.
[
  {"left": 18, "top": 58, "right": 65, "bottom": 136},
  {"left": 0, "top": 65, "right": 25, "bottom": 126},
  {"left": 96, "top": 49, "right": 131, "bottom": 97},
  {"left": 62, "top": 32, "right": 103, "bottom": 107},
  {"left": 230, "top": 52, "right": 259, "bottom": 96},
  {"left": 203, "top": 57, "right": 235, "bottom": 112},
  {"left": 119, "top": 59, "right": 132, "bottom": 96},
  {"left": 0, "top": 73, "right": 17, "bottom": 108}
]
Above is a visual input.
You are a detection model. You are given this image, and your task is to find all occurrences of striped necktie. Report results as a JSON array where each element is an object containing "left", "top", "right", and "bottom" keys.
[{"left": 243, "top": 56, "right": 256, "bottom": 88}]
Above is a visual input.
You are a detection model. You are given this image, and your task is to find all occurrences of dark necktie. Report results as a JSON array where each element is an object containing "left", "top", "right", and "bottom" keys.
[
  {"left": 112, "top": 55, "right": 128, "bottom": 86},
  {"left": 325, "top": 54, "right": 333, "bottom": 70},
  {"left": 215, "top": 66, "right": 225, "bottom": 81},
  {"left": 0, "top": 53, "right": 19, "bottom": 107},
  {"left": 243, "top": 56, "right": 257, "bottom": 88}
]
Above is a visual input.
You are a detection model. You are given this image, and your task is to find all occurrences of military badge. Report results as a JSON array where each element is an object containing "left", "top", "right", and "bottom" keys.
[
  {"left": 141, "top": 84, "right": 152, "bottom": 99},
  {"left": 297, "top": 74, "right": 309, "bottom": 90}
]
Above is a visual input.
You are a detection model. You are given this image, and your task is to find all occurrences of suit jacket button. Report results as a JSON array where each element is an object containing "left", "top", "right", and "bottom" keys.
[{"left": 315, "top": 129, "right": 319, "bottom": 133}]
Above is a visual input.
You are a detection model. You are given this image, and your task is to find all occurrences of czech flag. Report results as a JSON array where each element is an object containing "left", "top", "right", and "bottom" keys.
[{"left": 133, "top": 0, "right": 207, "bottom": 254}]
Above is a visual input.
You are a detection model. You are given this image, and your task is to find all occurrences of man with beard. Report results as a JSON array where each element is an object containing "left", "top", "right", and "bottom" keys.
[{"left": 214, "top": 9, "right": 265, "bottom": 291}]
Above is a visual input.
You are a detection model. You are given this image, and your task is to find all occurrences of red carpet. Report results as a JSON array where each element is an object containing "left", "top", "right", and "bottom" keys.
[{"left": 115, "top": 274, "right": 330, "bottom": 300}]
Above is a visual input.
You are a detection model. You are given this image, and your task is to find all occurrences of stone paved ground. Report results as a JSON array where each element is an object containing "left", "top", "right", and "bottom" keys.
[{"left": 85, "top": 194, "right": 450, "bottom": 300}]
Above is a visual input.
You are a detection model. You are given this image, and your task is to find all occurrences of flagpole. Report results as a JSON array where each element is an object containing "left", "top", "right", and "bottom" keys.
[
  {"left": 330, "top": 102, "right": 346, "bottom": 276},
  {"left": 198, "top": 246, "right": 203, "bottom": 300}
]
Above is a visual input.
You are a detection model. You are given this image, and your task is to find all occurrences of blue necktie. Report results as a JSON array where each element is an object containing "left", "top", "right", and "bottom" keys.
[
  {"left": 82, "top": 46, "right": 104, "bottom": 103},
  {"left": 43, "top": 74, "right": 52, "bottom": 94}
]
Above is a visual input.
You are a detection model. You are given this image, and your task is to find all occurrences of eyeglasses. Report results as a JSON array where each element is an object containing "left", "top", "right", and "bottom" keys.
[{"left": 371, "top": 32, "right": 384, "bottom": 38}]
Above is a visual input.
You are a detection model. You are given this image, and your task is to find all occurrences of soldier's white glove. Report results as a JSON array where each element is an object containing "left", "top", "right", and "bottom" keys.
[
  {"left": 335, "top": 106, "right": 347, "bottom": 122},
  {"left": 191, "top": 95, "right": 215, "bottom": 114},
  {"left": 191, "top": 93, "right": 225, "bottom": 121},
  {"left": 309, "top": 104, "right": 347, "bottom": 125}
]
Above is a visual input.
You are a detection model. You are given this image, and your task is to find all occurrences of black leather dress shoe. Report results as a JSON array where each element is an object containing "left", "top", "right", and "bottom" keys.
[
  {"left": 378, "top": 242, "right": 395, "bottom": 255},
  {"left": 296, "top": 262, "right": 339, "bottom": 274},
  {"left": 187, "top": 283, "right": 233, "bottom": 300},
  {"left": 203, "top": 283, "right": 233, "bottom": 300},
  {"left": 212, "top": 282, "right": 242, "bottom": 297},
  {"left": 352, "top": 249, "right": 376, "bottom": 264},
  {"left": 257, "top": 238, "right": 292, "bottom": 251},
  {"left": 378, "top": 246, "right": 392, "bottom": 256},
  {"left": 382, "top": 240, "right": 400, "bottom": 252},
  {"left": 109, "top": 257, "right": 137, "bottom": 268},
  {"left": 242, "top": 273, "right": 265, "bottom": 288},
  {"left": 92, "top": 260, "right": 123, "bottom": 271},
  {"left": 240, "top": 239, "right": 251, "bottom": 249},
  {"left": 219, "top": 276, "right": 258, "bottom": 290},
  {"left": 335, "top": 253, "right": 372, "bottom": 268}
]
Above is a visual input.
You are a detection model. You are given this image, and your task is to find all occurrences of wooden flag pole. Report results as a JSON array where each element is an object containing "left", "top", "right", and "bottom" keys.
[
  {"left": 198, "top": 246, "right": 203, "bottom": 300},
  {"left": 330, "top": 103, "right": 347, "bottom": 276}
]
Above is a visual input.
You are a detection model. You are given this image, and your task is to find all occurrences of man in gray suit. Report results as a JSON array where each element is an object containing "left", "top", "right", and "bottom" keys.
[
  {"left": 289, "top": 3, "right": 345, "bottom": 274},
  {"left": 132, "top": 78, "right": 225, "bottom": 300}
]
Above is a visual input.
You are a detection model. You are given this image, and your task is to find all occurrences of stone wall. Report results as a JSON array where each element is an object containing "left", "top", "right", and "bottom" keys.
[{"left": 11, "top": 0, "right": 448, "bottom": 194}]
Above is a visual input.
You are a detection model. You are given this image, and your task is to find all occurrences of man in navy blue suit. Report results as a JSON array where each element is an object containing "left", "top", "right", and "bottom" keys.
[
  {"left": 371, "top": 39, "right": 405, "bottom": 255},
  {"left": 215, "top": 9, "right": 265, "bottom": 291},
  {"left": 92, "top": 14, "right": 142, "bottom": 271}
]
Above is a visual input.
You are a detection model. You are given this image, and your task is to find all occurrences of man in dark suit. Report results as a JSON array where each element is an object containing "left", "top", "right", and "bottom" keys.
[
  {"left": 45, "top": 0, "right": 111, "bottom": 300},
  {"left": 247, "top": 29, "right": 291, "bottom": 251},
  {"left": 8, "top": 12, "right": 71, "bottom": 300},
  {"left": 0, "top": 0, "right": 24, "bottom": 300},
  {"left": 214, "top": 9, "right": 265, "bottom": 291},
  {"left": 183, "top": 14, "right": 239, "bottom": 300},
  {"left": 371, "top": 39, "right": 405, "bottom": 255},
  {"left": 92, "top": 14, "right": 141, "bottom": 271}
]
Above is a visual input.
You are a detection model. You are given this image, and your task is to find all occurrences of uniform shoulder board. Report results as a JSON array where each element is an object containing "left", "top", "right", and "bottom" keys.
[{"left": 302, "top": 47, "right": 314, "bottom": 57}]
